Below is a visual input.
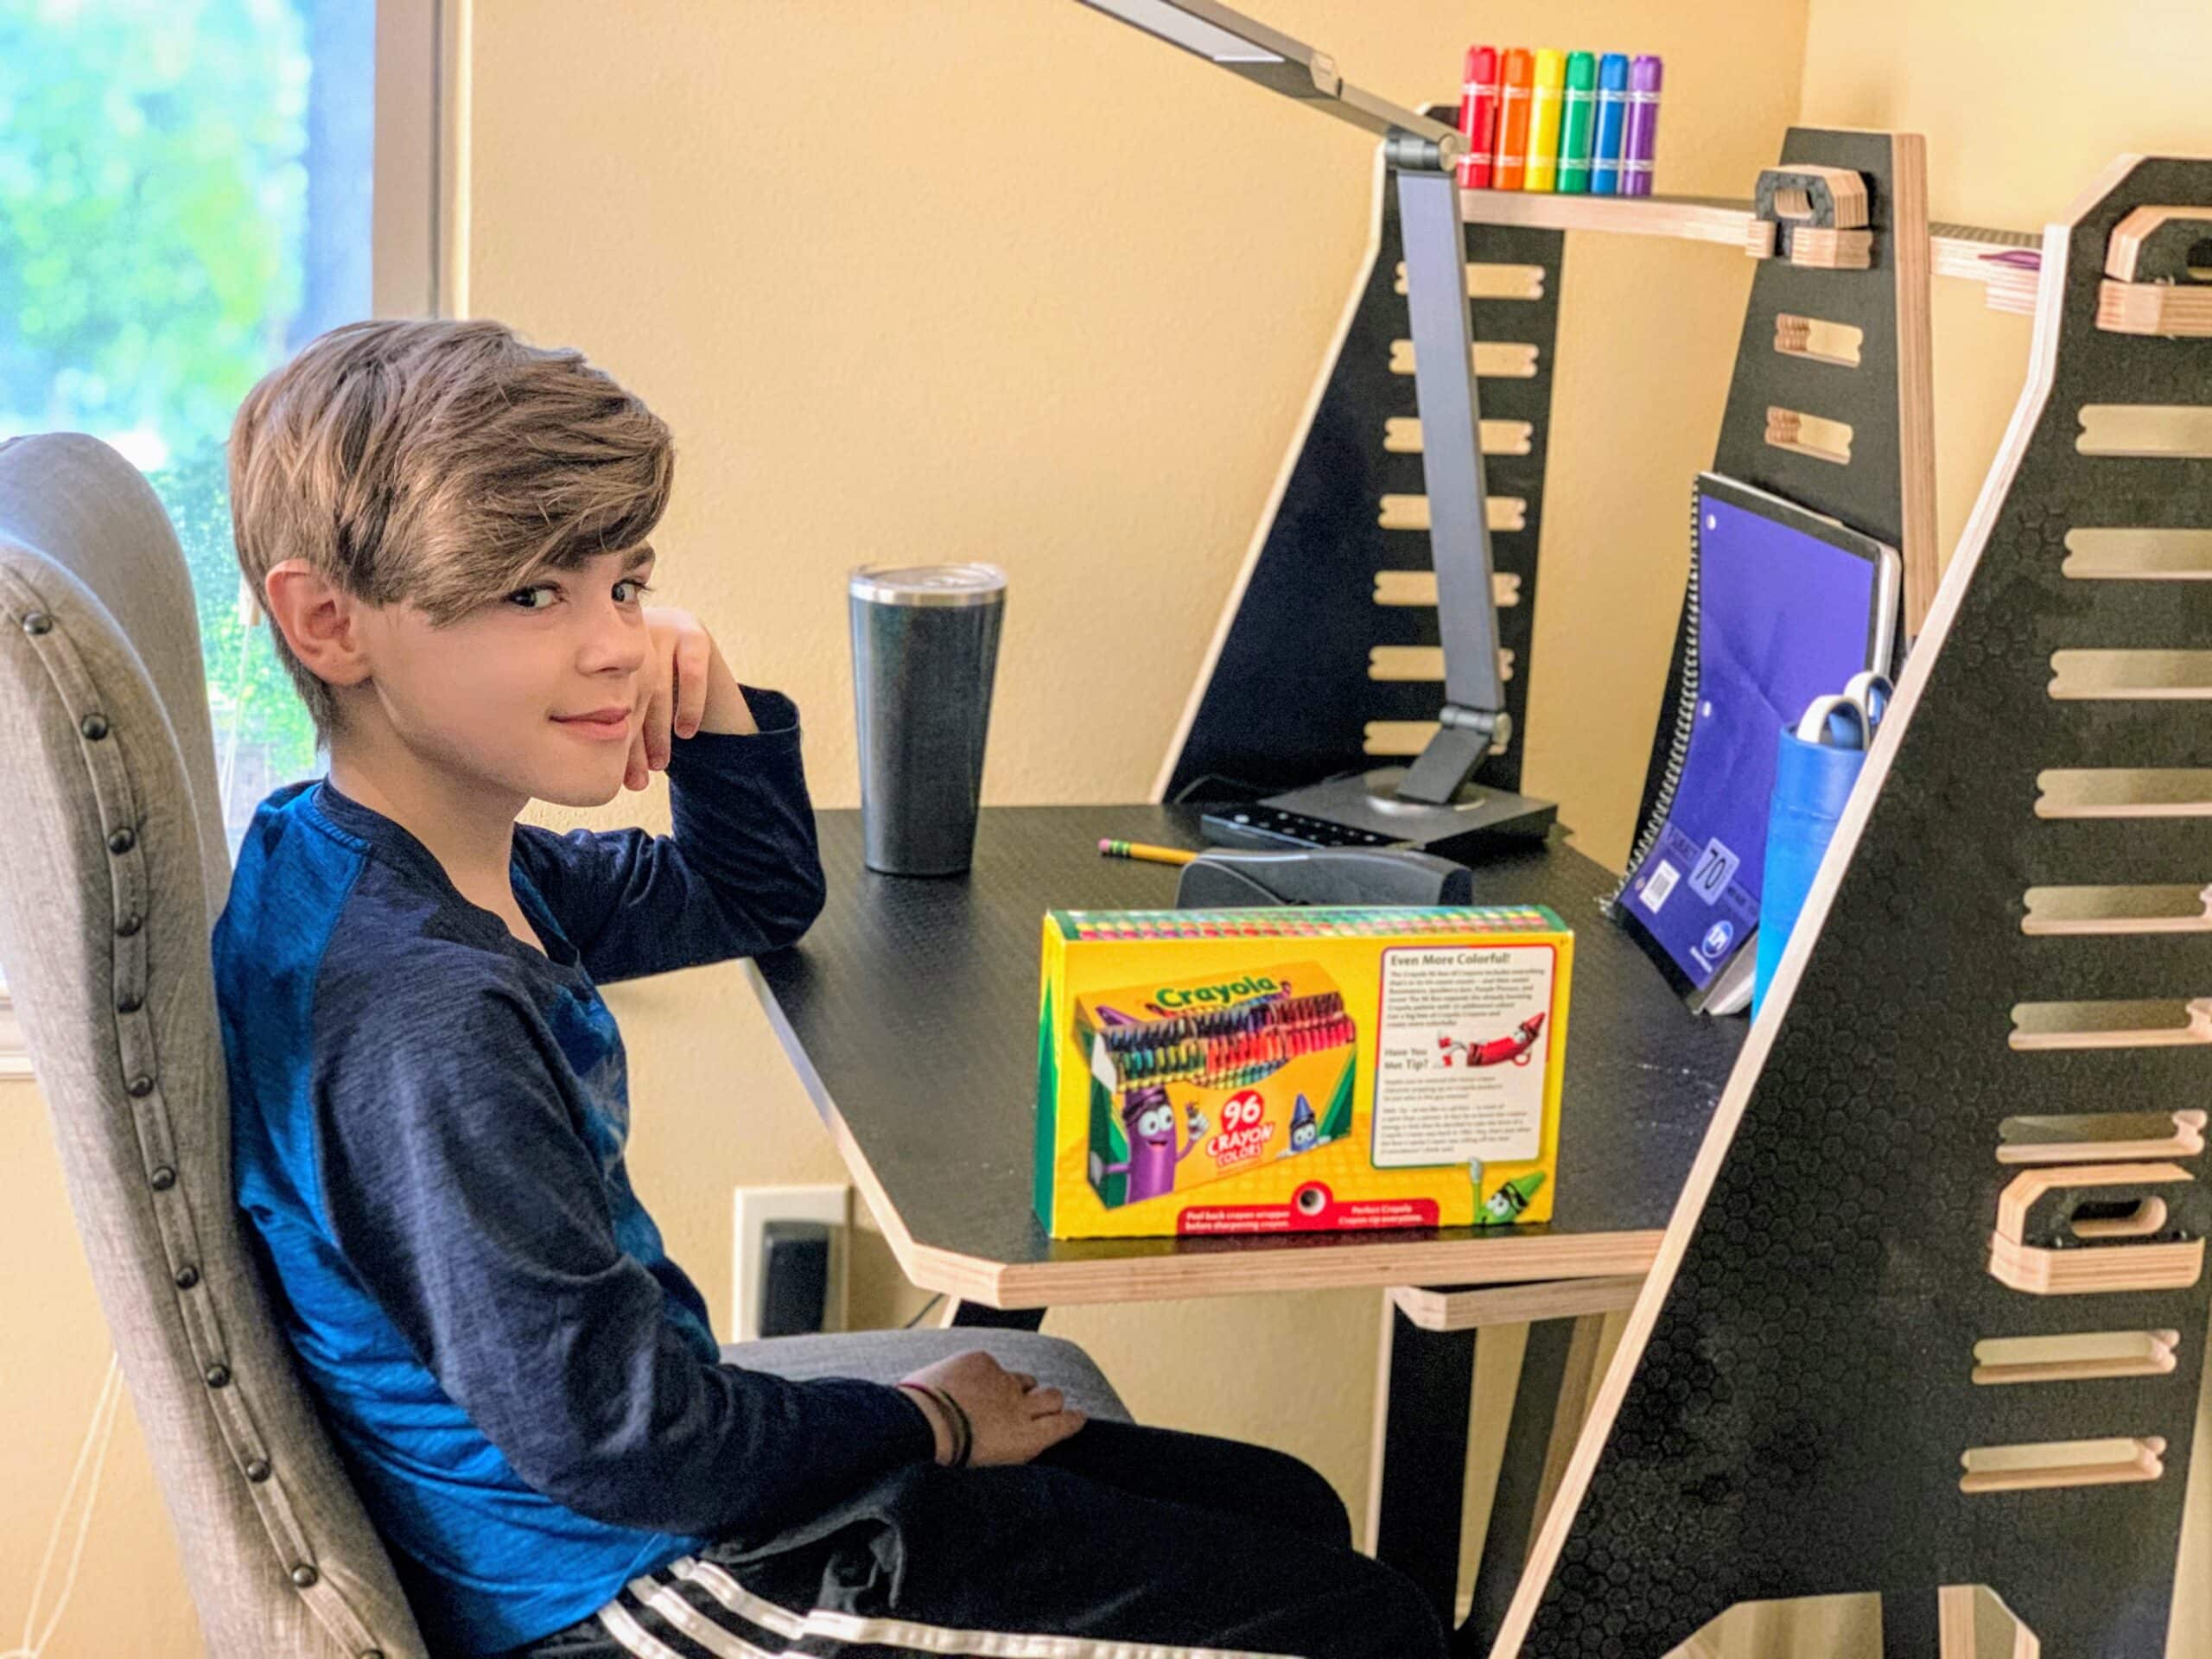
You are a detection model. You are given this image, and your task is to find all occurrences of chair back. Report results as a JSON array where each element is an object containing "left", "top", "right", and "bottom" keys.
[{"left": 0, "top": 434, "right": 428, "bottom": 1658}]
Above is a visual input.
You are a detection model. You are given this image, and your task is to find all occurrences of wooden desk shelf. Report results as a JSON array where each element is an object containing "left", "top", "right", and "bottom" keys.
[{"left": 1458, "top": 188, "right": 2043, "bottom": 315}]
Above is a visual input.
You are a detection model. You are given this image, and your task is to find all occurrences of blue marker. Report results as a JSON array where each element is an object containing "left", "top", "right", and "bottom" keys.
[{"left": 1591, "top": 52, "right": 1630, "bottom": 196}]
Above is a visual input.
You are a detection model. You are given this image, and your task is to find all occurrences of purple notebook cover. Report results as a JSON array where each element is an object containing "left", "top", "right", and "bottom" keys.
[{"left": 1619, "top": 483, "right": 1886, "bottom": 992}]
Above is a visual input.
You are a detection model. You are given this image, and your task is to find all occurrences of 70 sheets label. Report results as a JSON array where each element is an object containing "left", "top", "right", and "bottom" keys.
[{"left": 1371, "top": 944, "right": 1554, "bottom": 1168}]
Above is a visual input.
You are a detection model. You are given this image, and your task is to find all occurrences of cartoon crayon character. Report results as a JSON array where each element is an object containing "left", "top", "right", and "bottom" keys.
[
  {"left": 1098, "top": 1085, "right": 1208, "bottom": 1202},
  {"left": 1281, "top": 1093, "right": 1321, "bottom": 1158},
  {"left": 1477, "top": 1170, "right": 1546, "bottom": 1226},
  {"left": 1439, "top": 1012, "right": 1547, "bottom": 1068}
]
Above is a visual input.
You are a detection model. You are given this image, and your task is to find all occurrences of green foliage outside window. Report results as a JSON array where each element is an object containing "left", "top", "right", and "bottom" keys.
[{"left": 3, "top": 0, "right": 332, "bottom": 828}]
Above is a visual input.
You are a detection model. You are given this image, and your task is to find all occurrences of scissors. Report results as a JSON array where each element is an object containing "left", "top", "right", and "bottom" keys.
[{"left": 1794, "top": 670, "right": 1892, "bottom": 749}]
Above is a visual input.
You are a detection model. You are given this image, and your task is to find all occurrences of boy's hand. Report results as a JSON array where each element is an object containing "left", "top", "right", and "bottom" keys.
[
  {"left": 627, "top": 607, "right": 756, "bottom": 790},
  {"left": 900, "top": 1350, "right": 1087, "bottom": 1466}
]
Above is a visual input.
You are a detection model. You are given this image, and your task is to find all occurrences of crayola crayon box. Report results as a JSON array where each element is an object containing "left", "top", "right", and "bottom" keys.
[{"left": 1034, "top": 906, "right": 1572, "bottom": 1238}]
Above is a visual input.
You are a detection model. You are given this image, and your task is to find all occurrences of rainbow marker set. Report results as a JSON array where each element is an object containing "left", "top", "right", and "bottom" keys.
[
  {"left": 1456, "top": 47, "right": 1662, "bottom": 197},
  {"left": 1034, "top": 907, "right": 1573, "bottom": 1239}
]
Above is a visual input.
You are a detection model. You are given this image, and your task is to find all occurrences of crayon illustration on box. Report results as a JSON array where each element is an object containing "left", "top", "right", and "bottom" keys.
[
  {"left": 1035, "top": 907, "right": 1572, "bottom": 1239},
  {"left": 1080, "top": 964, "right": 1357, "bottom": 1210}
]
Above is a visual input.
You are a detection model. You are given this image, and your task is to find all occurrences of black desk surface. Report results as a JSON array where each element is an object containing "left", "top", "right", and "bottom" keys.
[{"left": 750, "top": 807, "right": 1745, "bottom": 1308}]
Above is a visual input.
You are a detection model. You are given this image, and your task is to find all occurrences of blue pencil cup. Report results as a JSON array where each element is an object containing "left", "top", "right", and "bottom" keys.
[{"left": 1751, "top": 725, "right": 1866, "bottom": 1016}]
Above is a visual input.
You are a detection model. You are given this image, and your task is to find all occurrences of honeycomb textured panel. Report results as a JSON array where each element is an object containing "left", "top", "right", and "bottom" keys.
[{"left": 1516, "top": 156, "right": 2212, "bottom": 1657}]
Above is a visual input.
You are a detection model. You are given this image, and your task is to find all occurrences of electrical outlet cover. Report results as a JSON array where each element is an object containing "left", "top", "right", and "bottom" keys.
[{"left": 730, "top": 1184, "right": 849, "bottom": 1341}]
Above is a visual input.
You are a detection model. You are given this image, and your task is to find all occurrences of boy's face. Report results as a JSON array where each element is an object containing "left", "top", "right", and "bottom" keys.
[{"left": 353, "top": 545, "right": 657, "bottom": 809}]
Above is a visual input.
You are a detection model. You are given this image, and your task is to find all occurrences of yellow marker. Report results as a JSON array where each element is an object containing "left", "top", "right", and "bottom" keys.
[
  {"left": 1524, "top": 48, "right": 1566, "bottom": 191},
  {"left": 1098, "top": 838, "right": 1198, "bottom": 868}
]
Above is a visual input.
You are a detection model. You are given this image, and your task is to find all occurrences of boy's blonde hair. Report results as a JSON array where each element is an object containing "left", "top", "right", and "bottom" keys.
[{"left": 228, "top": 318, "right": 674, "bottom": 736}]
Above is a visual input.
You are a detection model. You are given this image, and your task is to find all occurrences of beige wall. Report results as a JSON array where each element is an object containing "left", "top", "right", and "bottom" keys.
[
  {"left": 461, "top": 0, "right": 1805, "bottom": 869},
  {"left": 1801, "top": 0, "right": 2212, "bottom": 582},
  {"left": 10, "top": 2, "right": 2212, "bottom": 1654},
  {"left": 0, "top": 1076, "right": 201, "bottom": 1656}
]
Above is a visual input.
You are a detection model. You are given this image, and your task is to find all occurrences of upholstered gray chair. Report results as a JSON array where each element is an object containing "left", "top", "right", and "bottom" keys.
[{"left": 0, "top": 433, "right": 1128, "bottom": 1659}]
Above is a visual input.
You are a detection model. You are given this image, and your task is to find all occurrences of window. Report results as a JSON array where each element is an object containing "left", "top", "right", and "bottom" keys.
[{"left": 2, "top": 0, "right": 437, "bottom": 849}]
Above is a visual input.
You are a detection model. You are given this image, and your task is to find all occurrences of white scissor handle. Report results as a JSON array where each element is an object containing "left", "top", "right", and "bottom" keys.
[
  {"left": 1795, "top": 693, "right": 1870, "bottom": 747},
  {"left": 1842, "top": 670, "right": 1892, "bottom": 730}
]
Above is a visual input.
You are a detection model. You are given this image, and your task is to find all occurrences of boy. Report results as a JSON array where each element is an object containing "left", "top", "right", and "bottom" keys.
[{"left": 216, "top": 319, "right": 1446, "bottom": 1659}]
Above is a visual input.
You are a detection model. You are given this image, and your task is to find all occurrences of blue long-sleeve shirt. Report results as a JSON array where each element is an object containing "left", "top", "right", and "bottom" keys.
[{"left": 213, "top": 690, "right": 934, "bottom": 1656}]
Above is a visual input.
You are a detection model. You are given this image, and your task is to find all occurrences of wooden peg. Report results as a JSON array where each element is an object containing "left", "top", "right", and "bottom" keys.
[
  {"left": 1988, "top": 1162, "right": 2205, "bottom": 1295},
  {"left": 1959, "top": 1435, "right": 2165, "bottom": 1495},
  {"left": 1996, "top": 1109, "right": 2209, "bottom": 1166},
  {"left": 2103, "top": 205, "right": 2212, "bottom": 283},
  {"left": 2096, "top": 203, "right": 2212, "bottom": 336},
  {"left": 1751, "top": 163, "right": 1874, "bottom": 267}
]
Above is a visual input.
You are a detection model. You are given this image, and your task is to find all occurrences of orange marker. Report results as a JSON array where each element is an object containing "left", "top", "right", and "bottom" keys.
[{"left": 1494, "top": 48, "right": 1535, "bottom": 191}]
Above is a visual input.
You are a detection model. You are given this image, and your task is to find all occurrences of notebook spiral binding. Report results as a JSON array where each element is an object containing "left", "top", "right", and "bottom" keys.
[{"left": 1605, "top": 479, "right": 1707, "bottom": 918}]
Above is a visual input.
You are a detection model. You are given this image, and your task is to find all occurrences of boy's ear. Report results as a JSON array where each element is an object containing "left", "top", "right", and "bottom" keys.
[{"left": 261, "top": 559, "right": 373, "bottom": 690}]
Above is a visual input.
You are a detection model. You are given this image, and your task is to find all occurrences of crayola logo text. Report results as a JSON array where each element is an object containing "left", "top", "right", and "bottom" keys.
[{"left": 1149, "top": 975, "right": 1282, "bottom": 1011}]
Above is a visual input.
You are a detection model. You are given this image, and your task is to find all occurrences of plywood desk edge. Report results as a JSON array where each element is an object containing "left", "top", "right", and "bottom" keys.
[
  {"left": 1390, "top": 1274, "right": 1646, "bottom": 1333},
  {"left": 745, "top": 958, "right": 1669, "bottom": 1311}
]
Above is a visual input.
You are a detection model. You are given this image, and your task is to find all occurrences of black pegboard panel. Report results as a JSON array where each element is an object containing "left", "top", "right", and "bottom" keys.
[
  {"left": 1713, "top": 130, "right": 1924, "bottom": 555},
  {"left": 1162, "top": 131, "right": 1562, "bottom": 804},
  {"left": 1505, "top": 156, "right": 2212, "bottom": 1658},
  {"left": 1628, "top": 130, "right": 1927, "bottom": 884}
]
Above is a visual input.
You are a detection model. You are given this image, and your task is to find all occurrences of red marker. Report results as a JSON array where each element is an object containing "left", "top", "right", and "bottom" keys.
[
  {"left": 1496, "top": 48, "right": 1535, "bottom": 190},
  {"left": 1456, "top": 45, "right": 1500, "bottom": 189}
]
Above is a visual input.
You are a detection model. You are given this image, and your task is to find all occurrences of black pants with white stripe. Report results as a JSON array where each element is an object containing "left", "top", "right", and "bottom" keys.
[{"left": 512, "top": 1419, "right": 1450, "bottom": 1659}]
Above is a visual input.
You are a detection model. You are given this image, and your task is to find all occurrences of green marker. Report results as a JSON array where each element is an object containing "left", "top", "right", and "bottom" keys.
[
  {"left": 1558, "top": 52, "right": 1598, "bottom": 194},
  {"left": 1478, "top": 1170, "right": 1547, "bottom": 1226}
]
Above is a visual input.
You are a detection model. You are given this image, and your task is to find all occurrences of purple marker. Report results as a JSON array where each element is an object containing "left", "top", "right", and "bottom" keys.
[{"left": 1624, "top": 54, "right": 1662, "bottom": 198}]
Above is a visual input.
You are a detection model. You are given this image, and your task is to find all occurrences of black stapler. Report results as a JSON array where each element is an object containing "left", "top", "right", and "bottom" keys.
[{"left": 1174, "top": 847, "right": 1473, "bottom": 909}]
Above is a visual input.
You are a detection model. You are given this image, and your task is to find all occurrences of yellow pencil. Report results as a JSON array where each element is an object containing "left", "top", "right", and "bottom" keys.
[{"left": 1098, "top": 838, "right": 1198, "bottom": 868}]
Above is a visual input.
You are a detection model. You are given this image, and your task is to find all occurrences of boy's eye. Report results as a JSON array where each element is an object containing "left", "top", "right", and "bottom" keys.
[
  {"left": 506, "top": 585, "right": 560, "bottom": 611},
  {"left": 612, "top": 577, "right": 652, "bottom": 604}
]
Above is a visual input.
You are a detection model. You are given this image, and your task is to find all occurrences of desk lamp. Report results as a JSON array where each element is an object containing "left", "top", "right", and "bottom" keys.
[{"left": 1072, "top": 0, "right": 1556, "bottom": 861}]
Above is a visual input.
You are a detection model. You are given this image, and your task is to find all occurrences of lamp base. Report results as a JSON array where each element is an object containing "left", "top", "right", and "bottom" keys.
[{"left": 1201, "top": 767, "right": 1556, "bottom": 866}]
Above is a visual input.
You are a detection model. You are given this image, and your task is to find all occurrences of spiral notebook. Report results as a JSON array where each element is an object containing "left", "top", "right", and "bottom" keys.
[{"left": 1609, "top": 474, "right": 1901, "bottom": 1003}]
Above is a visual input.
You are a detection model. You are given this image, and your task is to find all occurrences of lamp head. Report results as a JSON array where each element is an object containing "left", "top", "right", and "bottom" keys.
[{"left": 1073, "top": 0, "right": 1464, "bottom": 166}]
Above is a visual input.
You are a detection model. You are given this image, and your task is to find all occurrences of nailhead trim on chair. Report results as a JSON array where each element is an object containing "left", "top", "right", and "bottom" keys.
[{"left": 2, "top": 568, "right": 398, "bottom": 1658}]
